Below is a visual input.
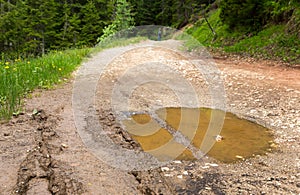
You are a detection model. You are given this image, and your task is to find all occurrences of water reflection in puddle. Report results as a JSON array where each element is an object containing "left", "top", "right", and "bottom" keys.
[{"left": 122, "top": 107, "right": 275, "bottom": 163}]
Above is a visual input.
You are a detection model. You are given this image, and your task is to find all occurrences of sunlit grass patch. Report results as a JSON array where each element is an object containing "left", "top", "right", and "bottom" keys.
[
  {"left": 0, "top": 48, "right": 90, "bottom": 120},
  {"left": 0, "top": 36, "right": 147, "bottom": 120},
  {"left": 186, "top": 9, "right": 300, "bottom": 64}
]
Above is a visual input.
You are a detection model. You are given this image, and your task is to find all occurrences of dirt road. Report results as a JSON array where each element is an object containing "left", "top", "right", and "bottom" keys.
[{"left": 0, "top": 40, "right": 299, "bottom": 194}]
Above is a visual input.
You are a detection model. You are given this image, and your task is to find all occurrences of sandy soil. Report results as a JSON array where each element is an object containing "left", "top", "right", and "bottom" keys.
[{"left": 0, "top": 40, "right": 299, "bottom": 194}]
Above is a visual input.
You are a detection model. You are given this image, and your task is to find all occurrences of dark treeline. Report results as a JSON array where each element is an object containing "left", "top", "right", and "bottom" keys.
[
  {"left": 0, "top": 0, "right": 114, "bottom": 57},
  {"left": 128, "top": 0, "right": 213, "bottom": 28},
  {"left": 0, "top": 0, "right": 213, "bottom": 58},
  {"left": 1, "top": 0, "right": 298, "bottom": 58},
  {"left": 220, "top": 0, "right": 299, "bottom": 32}
]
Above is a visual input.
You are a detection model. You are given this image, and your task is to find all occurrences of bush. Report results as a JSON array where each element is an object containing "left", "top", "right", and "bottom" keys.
[{"left": 219, "top": 0, "right": 298, "bottom": 32}]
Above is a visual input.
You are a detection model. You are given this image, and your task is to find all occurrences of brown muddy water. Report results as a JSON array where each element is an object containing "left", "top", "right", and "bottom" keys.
[{"left": 122, "top": 107, "right": 275, "bottom": 163}]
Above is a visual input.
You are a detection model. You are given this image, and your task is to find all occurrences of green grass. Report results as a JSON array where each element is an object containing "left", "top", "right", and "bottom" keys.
[
  {"left": 185, "top": 9, "right": 300, "bottom": 64},
  {"left": 0, "top": 36, "right": 146, "bottom": 121},
  {"left": 0, "top": 48, "right": 90, "bottom": 119}
]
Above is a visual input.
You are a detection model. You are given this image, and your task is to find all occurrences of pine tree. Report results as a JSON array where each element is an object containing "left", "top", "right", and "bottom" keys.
[
  {"left": 22, "top": 0, "right": 59, "bottom": 55},
  {"left": 78, "top": 0, "right": 101, "bottom": 46},
  {"left": 220, "top": 0, "right": 265, "bottom": 32},
  {"left": 0, "top": 0, "right": 26, "bottom": 56},
  {"left": 54, "top": 0, "right": 81, "bottom": 48}
]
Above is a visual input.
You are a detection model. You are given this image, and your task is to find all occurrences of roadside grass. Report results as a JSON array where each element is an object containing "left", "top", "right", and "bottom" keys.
[
  {"left": 0, "top": 48, "right": 90, "bottom": 120},
  {"left": 0, "top": 36, "right": 146, "bottom": 121},
  {"left": 184, "top": 9, "right": 300, "bottom": 64}
]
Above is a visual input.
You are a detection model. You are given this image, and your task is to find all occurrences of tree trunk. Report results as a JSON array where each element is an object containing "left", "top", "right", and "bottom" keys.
[{"left": 204, "top": 15, "right": 217, "bottom": 41}]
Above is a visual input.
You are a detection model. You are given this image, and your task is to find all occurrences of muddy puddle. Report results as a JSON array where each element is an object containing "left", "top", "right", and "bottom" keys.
[{"left": 122, "top": 107, "right": 275, "bottom": 163}]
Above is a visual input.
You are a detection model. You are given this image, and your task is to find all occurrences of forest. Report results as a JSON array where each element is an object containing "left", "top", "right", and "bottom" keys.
[{"left": 0, "top": 0, "right": 299, "bottom": 59}]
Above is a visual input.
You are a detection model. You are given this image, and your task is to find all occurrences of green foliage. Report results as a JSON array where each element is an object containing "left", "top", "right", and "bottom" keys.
[
  {"left": 224, "top": 25, "right": 300, "bottom": 62},
  {"left": 128, "top": 0, "right": 213, "bottom": 28},
  {"left": 219, "top": 0, "right": 299, "bottom": 32},
  {"left": 0, "top": 35, "right": 147, "bottom": 120},
  {"left": 0, "top": 0, "right": 113, "bottom": 57},
  {"left": 129, "top": 0, "right": 162, "bottom": 25},
  {"left": 186, "top": 10, "right": 234, "bottom": 46},
  {"left": 186, "top": 9, "right": 300, "bottom": 64},
  {"left": 220, "top": 0, "right": 265, "bottom": 32},
  {"left": 98, "top": 0, "right": 135, "bottom": 43},
  {"left": 79, "top": 1, "right": 102, "bottom": 46},
  {"left": 0, "top": 48, "right": 90, "bottom": 120}
]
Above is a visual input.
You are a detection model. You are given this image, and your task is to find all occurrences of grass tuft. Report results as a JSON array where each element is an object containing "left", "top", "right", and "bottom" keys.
[
  {"left": 0, "top": 48, "right": 90, "bottom": 120},
  {"left": 185, "top": 9, "right": 300, "bottom": 64},
  {"left": 0, "top": 37, "right": 146, "bottom": 120}
]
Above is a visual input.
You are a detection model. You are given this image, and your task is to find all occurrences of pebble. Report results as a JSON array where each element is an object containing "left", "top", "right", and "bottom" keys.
[
  {"left": 235, "top": 155, "right": 244, "bottom": 160},
  {"left": 177, "top": 175, "right": 183, "bottom": 179},
  {"left": 205, "top": 163, "right": 218, "bottom": 167},
  {"left": 173, "top": 160, "right": 182, "bottom": 164},
  {"left": 61, "top": 143, "right": 68, "bottom": 148},
  {"left": 202, "top": 166, "right": 210, "bottom": 169},
  {"left": 215, "top": 135, "right": 223, "bottom": 142},
  {"left": 161, "top": 167, "right": 170, "bottom": 172}
]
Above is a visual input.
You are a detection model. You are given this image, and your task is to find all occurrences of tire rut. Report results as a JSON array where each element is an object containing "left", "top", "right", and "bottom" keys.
[
  {"left": 98, "top": 109, "right": 177, "bottom": 194},
  {"left": 13, "top": 110, "right": 84, "bottom": 195}
]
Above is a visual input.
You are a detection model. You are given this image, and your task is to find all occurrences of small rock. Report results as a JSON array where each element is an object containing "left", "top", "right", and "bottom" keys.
[
  {"left": 61, "top": 143, "right": 68, "bottom": 148},
  {"left": 205, "top": 187, "right": 212, "bottom": 190},
  {"left": 270, "top": 143, "right": 277, "bottom": 148},
  {"left": 206, "top": 163, "right": 218, "bottom": 167},
  {"left": 235, "top": 155, "right": 244, "bottom": 160},
  {"left": 177, "top": 175, "right": 183, "bottom": 179},
  {"left": 275, "top": 181, "right": 281, "bottom": 186},
  {"left": 173, "top": 160, "right": 182, "bottom": 164},
  {"left": 161, "top": 167, "right": 169, "bottom": 172},
  {"left": 215, "top": 135, "right": 223, "bottom": 142},
  {"left": 183, "top": 171, "right": 188, "bottom": 175}
]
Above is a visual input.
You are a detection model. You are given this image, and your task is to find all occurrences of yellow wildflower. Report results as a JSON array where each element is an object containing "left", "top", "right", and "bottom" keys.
[
  {"left": 27, "top": 61, "right": 30, "bottom": 64},
  {"left": 5, "top": 62, "right": 9, "bottom": 65},
  {"left": 58, "top": 68, "right": 62, "bottom": 71},
  {"left": 4, "top": 66, "right": 9, "bottom": 69}
]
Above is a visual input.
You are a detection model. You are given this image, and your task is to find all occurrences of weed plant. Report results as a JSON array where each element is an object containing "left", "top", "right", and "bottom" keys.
[{"left": 0, "top": 48, "right": 90, "bottom": 120}]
